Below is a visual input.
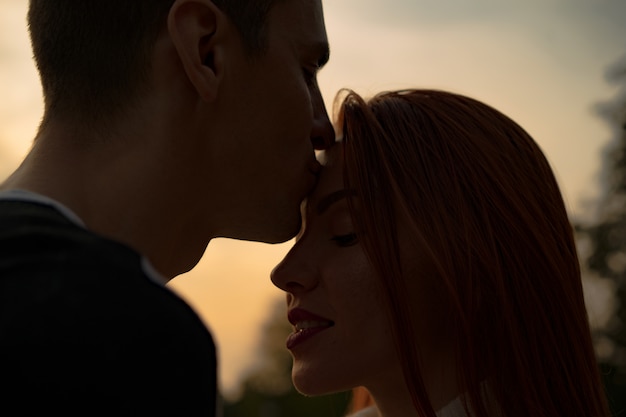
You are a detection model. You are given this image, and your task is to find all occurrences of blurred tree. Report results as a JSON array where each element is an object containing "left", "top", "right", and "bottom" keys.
[
  {"left": 576, "top": 54, "right": 626, "bottom": 414},
  {"left": 223, "top": 299, "right": 351, "bottom": 417}
]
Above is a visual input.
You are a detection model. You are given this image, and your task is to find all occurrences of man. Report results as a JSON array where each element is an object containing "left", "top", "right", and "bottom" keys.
[{"left": 0, "top": 0, "right": 334, "bottom": 415}]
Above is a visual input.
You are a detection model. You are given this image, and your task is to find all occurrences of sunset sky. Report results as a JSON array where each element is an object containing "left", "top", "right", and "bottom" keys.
[{"left": 1, "top": 0, "right": 625, "bottom": 400}]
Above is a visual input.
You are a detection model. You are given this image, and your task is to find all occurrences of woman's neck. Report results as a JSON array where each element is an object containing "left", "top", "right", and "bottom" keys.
[{"left": 364, "top": 358, "right": 460, "bottom": 417}]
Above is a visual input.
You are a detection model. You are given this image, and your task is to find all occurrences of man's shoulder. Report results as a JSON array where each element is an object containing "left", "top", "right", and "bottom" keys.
[
  {"left": 0, "top": 199, "right": 144, "bottom": 277},
  {"left": 0, "top": 199, "right": 213, "bottom": 344}
]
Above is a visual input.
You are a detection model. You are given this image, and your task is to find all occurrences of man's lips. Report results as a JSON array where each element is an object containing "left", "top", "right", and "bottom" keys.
[
  {"left": 286, "top": 307, "right": 334, "bottom": 350},
  {"left": 309, "top": 159, "right": 322, "bottom": 176}
]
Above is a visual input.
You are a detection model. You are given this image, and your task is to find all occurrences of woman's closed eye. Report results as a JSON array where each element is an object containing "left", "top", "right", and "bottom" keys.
[{"left": 331, "top": 233, "right": 358, "bottom": 247}]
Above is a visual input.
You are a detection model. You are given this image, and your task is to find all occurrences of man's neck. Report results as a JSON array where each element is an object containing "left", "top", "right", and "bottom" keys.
[{"left": 1, "top": 123, "right": 213, "bottom": 280}]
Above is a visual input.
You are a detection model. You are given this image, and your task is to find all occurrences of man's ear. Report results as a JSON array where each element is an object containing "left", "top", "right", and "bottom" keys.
[{"left": 167, "top": 0, "right": 225, "bottom": 102}]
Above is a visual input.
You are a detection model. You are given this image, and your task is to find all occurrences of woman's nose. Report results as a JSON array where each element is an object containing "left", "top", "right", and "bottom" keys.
[{"left": 270, "top": 248, "right": 318, "bottom": 295}]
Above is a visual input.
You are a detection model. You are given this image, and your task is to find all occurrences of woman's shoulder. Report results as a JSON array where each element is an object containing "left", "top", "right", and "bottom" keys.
[
  {"left": 437, "top": 396, "right": 468, "bottom": 417},
  {"left": 347, "top": 406, "right": 379, "bottom": 417},
  {"left": 345, "top": 396, "right": 469, "bottom": 417}
]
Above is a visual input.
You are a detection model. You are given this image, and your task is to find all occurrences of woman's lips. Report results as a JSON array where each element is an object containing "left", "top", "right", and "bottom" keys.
[{"left": 286, "top": 307, "right": 334, "bottom": 349}]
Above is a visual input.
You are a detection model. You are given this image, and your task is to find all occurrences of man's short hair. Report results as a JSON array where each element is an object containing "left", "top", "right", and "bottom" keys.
[{"left": 28, "top": 0, "right": 281, "bottom": 128}]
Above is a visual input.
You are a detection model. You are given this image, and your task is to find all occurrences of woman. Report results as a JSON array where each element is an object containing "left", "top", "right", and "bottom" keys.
[{"left": 271, "top": 89, "right": 611, "bottom": 417}]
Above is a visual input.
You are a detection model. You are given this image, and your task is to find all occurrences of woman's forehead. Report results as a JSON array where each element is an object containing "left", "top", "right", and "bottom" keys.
[
  {"left": 318, "top": 139, "right": 343, "bottom": 166},
  {"left": 316, "top": 148, "right": 344, "bottom": 191}
]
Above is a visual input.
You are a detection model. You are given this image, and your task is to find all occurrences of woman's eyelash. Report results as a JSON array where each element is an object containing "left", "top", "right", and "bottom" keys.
[{"left": 331, "top": 233, "right": 358, "bottom": 247}]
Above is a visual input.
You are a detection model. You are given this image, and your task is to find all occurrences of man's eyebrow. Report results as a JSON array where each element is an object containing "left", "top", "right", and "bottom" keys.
[{"left": 316, "top": 189, "right": 356, "bottom": 215}]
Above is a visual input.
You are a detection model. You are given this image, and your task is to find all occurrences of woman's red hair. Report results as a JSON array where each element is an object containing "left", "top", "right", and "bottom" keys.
[{"left": 337, "top": 89, "right": 610, "bottom": 416}]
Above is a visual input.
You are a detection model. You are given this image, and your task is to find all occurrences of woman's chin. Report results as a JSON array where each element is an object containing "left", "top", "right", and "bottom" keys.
[{"left": 292, "top": 372, "right": 347, "bottom": 397}]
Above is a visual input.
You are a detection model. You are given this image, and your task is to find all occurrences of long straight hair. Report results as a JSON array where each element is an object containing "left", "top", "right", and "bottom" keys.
[{"left": 337, "top": 89, "right": 610, "bottom": 417}]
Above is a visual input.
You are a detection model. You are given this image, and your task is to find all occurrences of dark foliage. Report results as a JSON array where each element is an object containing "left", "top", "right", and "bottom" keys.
[{"left": 577, "top": 54, "right": 626, "bottom": 415}]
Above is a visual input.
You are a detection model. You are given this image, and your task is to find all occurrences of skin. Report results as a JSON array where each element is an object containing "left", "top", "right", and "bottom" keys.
[
  {"left": 271, "top": 144, "right": 459, "bottom": 417},
  {"left": 1, "top": 0, "right": 334, "bottom": 279}
]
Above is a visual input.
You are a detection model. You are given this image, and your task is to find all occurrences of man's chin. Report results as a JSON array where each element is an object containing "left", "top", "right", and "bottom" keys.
[
  {"left": 226, "top": 215, "right": 301, "bottom": 244},
  {"left": 262, "top": 219, "right": 301, "bottom": 244}
]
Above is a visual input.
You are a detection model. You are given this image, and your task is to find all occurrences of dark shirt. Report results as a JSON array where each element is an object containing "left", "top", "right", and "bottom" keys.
[{"left": 0, "top": 198, "right": 217, "bottom": 416}]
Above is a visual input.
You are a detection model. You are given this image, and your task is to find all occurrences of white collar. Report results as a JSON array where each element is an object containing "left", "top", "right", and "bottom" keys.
[
  {"left": 0, "top": 188, "right": 86, "bottom": 227},
  {"left": 348, "top": 395, "right": 467, "bottom": 417}
]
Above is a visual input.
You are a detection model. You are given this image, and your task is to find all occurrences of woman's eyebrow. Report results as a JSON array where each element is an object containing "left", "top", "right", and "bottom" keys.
[{"left": 316, "top": 189, "right": 357, "bottom": 215}]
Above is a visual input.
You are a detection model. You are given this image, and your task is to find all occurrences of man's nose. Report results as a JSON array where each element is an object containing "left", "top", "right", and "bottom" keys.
[{"left": 310, "top": 91, "right": 335, "bottom": 150}]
